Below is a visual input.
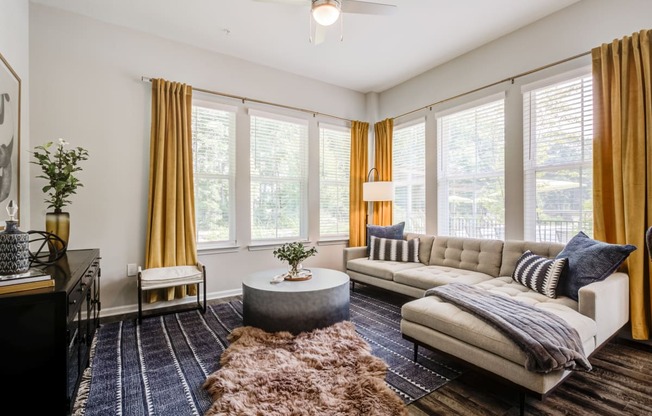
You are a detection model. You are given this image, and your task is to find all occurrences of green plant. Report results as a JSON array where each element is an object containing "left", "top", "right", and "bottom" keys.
[
  {"left": 273, "top": 242, "right": 318, "bottom": 268},
  {"left": 31, "top": 139, "right": 89, "bottom": 213}
]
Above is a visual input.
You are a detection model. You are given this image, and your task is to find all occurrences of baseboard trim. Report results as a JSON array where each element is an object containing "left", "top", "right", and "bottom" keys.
[{"left": 100, "top": 288, "right": 243, "bottom": 319}]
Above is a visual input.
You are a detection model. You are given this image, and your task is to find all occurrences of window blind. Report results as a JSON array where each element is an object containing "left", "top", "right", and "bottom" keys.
[
  {"left": 393, "top": 119, "right": 426, "bottom": 233},
  {"left": 437, "top": 98, "right": 505, "bottom": 239},
  {"left": 250, "top": 111, "right": 309, "bottom": 242},
  {"left": 523, "top": 73, "right": 593, "bottom": 243},
  {"left": 319, "top": 124, "right": 350, "bottom": 239},
  {"left": 192, "top": 103, "right": 236, "bottom": 245}
]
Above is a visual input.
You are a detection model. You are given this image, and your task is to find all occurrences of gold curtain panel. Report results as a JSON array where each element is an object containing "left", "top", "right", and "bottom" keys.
[
  {"left": 145, "top": 78, "right": 199, "bottom": 302},
  {"left": 349, "top": 121, "right": 369, "bottom": 247},
  {"left": 373, "top": 118, "right": 394, "bottom": 226},
  {"left": 592, "top": 29, "right": 652, "bottom": 340}
]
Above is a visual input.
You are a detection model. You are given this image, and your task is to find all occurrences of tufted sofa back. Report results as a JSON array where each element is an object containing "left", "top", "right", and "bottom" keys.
[
  {"left": 428, "top": 236, "right": 504, "bottom": 277},
  {"left": 499, "top": 240, "right": 565, "bottom": 277}
]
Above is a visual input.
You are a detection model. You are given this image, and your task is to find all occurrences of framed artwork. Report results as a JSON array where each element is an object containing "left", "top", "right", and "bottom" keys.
[{"left": 0, "top": 52, "right": 21, "bottom": 226}]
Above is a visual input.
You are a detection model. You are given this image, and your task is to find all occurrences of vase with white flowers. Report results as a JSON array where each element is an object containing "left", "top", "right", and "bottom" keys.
[{"left": 31, "top": 138, "right": 89, "bottom": 251}]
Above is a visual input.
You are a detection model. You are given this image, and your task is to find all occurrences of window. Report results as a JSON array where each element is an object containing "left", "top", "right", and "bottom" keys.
[
  {"left": 192, "top": 101, "right": 236, "bottom": 246},
  {"left": 523, "top": 72, "right": 593, "bottom": 243},
  {"left": 319, "top": 124, "right": 350, "bottom": 239},
  {"left": 393, "top": 119, "right": 426, "bottom": 233},
  {"left": 250, "top": 111, "right": 309, "bottom": 242},
  {"left": 437, "top": 96, "right": 505, "bottom": 239}
]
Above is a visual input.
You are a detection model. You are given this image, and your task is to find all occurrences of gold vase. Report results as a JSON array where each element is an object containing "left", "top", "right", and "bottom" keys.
[{"left": 46, "top": 211, "right": 70, "bottom": 253}]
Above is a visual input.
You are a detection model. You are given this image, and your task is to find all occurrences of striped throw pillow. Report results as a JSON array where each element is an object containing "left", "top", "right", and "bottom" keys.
[
  {"left": 512, "top": 250, "right": 567, "bottom": 298},
  {"left": 369, "top": 236, "right": 420, "bottom": 263}
]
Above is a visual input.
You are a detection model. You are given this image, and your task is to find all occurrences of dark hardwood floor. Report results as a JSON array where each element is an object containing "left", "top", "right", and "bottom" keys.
[
  {"left": 105, "top": 288, "right": 652, "bottom": 416},
  {"left": 406, "top": 338, "right": 652, "bottom": 415}
]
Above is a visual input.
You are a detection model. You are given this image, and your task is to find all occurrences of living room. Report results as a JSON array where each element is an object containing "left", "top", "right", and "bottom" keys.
[{"left": 1, "top": 0, "right": 651, "bottom": 415}]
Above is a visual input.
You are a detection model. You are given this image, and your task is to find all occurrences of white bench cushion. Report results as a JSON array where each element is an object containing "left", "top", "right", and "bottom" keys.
[{"left": 140, "top": 265, "right": 203, "bottom": 290}]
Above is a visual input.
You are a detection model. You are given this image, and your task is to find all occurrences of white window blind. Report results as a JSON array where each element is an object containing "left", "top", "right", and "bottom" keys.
[
  {"left": 192, "top": 102, "right": 236, "bottom": 246},
  {"left": 250, "top": 111, "right": 308, "bottom": 242},
  {"left": 523, "top": 73, "right": 593, "bottom": 243},
  {"left": 319, "top": 124, "right": 350, "bottom": 239},
  {"left": 392, "top": 119, "right": 426, "bottom": 233},
  {"left": 437, "top": 97, "right": 505, "bottom": 239}
]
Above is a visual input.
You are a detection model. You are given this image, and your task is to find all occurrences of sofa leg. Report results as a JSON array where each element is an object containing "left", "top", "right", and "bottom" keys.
[
  {"left": 519, "top": 391, "right": 526, "bottom": 416},
  {"left": 350, "top": 281, "right": 355, "bottom": 292},
  {"left": 413, "top": 343, "right": 418, "bottom": 362}
]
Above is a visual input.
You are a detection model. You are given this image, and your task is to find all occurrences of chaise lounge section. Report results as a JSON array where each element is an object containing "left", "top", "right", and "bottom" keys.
[{"left": 344, "top": 233, "right": 630, "bottom": 410}]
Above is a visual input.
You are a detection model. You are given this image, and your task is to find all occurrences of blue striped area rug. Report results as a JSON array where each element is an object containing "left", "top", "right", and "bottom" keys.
[{"left": 74, "top": 285, "right": 463, "bottom": 415}]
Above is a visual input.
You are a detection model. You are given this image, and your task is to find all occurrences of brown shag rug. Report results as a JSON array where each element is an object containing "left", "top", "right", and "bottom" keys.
[{"left": 202, "top": 321, "right": 408, "bottom": 416}]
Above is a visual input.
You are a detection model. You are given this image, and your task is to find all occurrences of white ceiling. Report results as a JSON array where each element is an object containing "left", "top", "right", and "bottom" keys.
[{"left": 30, "top": 0, "right": 581, "bottom": 93}]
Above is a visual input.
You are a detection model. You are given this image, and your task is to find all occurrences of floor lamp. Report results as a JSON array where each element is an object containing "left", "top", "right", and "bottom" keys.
[{"left": 363, "top": 167, "right": 394, "bottom": 244}]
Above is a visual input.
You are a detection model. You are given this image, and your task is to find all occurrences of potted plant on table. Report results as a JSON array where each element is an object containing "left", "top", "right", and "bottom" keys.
[
  {"left": 273, "top": 241, "right": 318, "bottom": 279},
  {"left": 31, "top": 138, "right": 89, "bottom": 252}
]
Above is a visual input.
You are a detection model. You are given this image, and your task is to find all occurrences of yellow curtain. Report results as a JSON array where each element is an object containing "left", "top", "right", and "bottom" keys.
[
  {"left": 592, "top": 29, "right": 652, "bottom": 340},
  {"left": 349, "top": 121, "right": 369, "bottom": 247},
  {"left": 145, "top": 78, "right": 198, "bottom": 302},
  {"left": 373, "top": 118, "right": 394, "bottom": 226}
]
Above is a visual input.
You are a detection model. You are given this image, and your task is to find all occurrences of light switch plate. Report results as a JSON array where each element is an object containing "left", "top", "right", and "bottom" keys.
[{"left": 127, "top": 263, "right": 138, "bottom": 277}]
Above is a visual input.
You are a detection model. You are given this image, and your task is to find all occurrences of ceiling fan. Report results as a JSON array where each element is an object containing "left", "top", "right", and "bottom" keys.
[{"left": 255, "top": 0, "right": 398, "bottom": 44}]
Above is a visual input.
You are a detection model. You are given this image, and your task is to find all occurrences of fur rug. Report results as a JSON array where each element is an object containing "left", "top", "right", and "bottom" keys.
[{"left": 203, "top": 321, "right": 408, "bottom": 416}]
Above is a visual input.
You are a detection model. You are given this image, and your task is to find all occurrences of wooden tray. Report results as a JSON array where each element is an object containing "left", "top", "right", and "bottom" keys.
[{"left": 284, "top": 271, "right": 313, "bottom": 281}]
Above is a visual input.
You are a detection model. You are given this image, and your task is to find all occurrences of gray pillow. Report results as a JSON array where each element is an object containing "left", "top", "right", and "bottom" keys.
[
  {"left": 366, "top": 222, "right": 405, "bottom": 255},
  {"left": 555, "top": 231, "right": 636, "bottom": 301}
]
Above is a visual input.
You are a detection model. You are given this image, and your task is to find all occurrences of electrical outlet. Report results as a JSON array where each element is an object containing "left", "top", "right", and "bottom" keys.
[{"left": 127, "top": 263, "right": 138, "bottom": 277}]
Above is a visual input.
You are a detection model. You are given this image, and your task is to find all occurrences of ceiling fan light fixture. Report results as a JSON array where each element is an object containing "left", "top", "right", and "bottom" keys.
[{"left": 312, "top": 0, "right": 341, "bottom": 26}]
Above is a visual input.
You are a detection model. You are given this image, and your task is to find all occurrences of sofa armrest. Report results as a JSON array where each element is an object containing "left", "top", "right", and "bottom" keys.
[
  {"left": 343, "top": 246, "right": 368, "bottom": 270},
  {"left": 578, "top": 272, "right": 629, "bottom": 346}
]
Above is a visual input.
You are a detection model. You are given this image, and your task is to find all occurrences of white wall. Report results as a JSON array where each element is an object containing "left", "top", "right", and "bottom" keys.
[
  {"left": 0, "top": 0, "right": 30, "bottom": 229},
  {"left": 29, "top": 4, "right": 366, "bottom": 316},
  {"left": 378, "top": 0, "right": 652, "bottom": 240},
  {"left": 28, "top": 0, "right": 652, "bottom": 316}
]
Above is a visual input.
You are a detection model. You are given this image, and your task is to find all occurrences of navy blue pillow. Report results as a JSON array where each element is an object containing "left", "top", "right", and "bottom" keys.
[
  {"left": 366, "top": 222, "right": 405, "bottom": 255},
  {"left": 555, "top": 231, "right": 636, "bottom": 301}
]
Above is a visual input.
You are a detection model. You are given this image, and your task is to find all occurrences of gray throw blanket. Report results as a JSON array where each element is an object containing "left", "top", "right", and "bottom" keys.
[{"left": 425, "top": 283, "right": 592, "bottom": 373}]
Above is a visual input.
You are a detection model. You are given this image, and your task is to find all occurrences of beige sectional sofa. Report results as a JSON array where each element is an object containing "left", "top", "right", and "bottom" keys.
[{"left": 343, "top": 233, "right": 629, "bottom": 406}]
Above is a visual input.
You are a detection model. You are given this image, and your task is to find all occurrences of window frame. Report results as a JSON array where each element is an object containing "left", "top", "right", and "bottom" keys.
[
  {"left": 522, "top": 67, "right": 593, "bottom": 243},
  {"left": 191, "top": 99, "right": 237, "bottom": 249},
  {"left": 392, "top": 117, "right": 426, "bottom": 233},
  {"left": 318, "top": 122, "right": 351, "bottom": 241},
  {"left": 248, "top": 109, "right": 310, "bottom": 245},
  {"left": 435, "top": 93, "right": 506, "bottom": 239}
]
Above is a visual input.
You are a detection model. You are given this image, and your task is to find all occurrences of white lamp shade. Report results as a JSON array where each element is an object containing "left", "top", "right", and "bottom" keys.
[
  {"left": 363, "top": 181, "right": 394, "bottom": 201},
  {"left": 312, "top": 1, "right": 341, "bottom": 26}
]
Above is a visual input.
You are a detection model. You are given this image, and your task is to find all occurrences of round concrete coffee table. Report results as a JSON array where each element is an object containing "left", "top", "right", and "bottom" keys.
[{"left": 242, "top": 267, "right": 350, "bottom": 334}]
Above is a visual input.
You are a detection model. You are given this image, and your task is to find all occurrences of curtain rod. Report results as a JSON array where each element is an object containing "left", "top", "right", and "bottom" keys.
[
  {"left": 391, "top": 50, "right": 592, "bottom": 120},
  {"left": 141, "top": 76, "right": 353, "bottom": 123}
]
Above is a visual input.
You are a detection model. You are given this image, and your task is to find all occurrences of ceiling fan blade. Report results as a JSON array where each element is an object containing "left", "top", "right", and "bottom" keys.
[{"left": 341, "top": 0, "right": 397, "bottom": 15}]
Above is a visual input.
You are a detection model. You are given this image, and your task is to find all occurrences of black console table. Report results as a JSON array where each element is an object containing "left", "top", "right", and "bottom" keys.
[{"left": 0, "top": 249, "right": 101, "bottom": 415}]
